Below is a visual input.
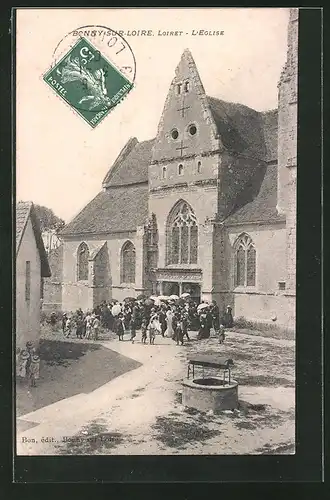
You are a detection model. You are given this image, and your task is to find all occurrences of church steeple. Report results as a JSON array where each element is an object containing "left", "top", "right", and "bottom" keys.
[{"left": 151, "top": 49, "right": 220, "bottom": 167}]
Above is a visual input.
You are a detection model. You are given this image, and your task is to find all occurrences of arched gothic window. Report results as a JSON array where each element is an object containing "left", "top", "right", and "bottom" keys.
[
  {"left": 234, "top": 234, "right": 256, "bottom": 287},
  {"left": 121, "top": 241, "right": 136, "bottom": 284},
  {"left": 167, "top": 201, "right": 198, "bottom": 265},
  {"left": 77, "top": 242, "right": 89, "bottom": 281}
]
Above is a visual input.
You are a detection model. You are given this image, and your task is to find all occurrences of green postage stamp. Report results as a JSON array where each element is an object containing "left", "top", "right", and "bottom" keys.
[{"left": 43, "top": 36, "right": 134, "bottom": 128}]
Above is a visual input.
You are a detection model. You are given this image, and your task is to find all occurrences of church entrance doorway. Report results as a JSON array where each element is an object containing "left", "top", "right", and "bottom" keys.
[{"left": 162, "top": 282, "right": 201, "bottom": 304}]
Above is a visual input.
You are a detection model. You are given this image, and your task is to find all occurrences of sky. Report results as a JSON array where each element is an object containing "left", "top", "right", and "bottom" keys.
[{"left": 16, "top": 8, "right": 290, "bottom": 222}]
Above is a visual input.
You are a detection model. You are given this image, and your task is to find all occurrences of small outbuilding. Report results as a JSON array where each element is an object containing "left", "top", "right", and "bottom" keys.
[{"left": 16, "top": 201, "right": 51, "bottom": 348}]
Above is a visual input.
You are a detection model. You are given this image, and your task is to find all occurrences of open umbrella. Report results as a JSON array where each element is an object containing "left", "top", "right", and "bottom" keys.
[
  {"left": 169, "top": 294, "right": 179, "bottom": 300},
  {"left": 124, "top": 296, "right": 135, "bottom": 303},
  {"left": 158, "top": 295, "right": 170, "bottom": 301},
  {"left": 149, "top": 295, "right": 158, "bottom": 301},
  {"left": 144, "top": 298, "right": 154, "bottom": 306},
  {"left": 197, "top": 303, "right": 209, "bottom": 312},
  {"left": 180, "top": 292, "right": 190, "bottom": 299},
  {"left": 111, "top": 304, "right": 122, "bottom": 316}
]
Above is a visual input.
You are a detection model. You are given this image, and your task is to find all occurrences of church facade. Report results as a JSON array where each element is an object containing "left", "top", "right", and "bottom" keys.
[{"left": 58, "top": 10, "right": 297, "bottom": 328}]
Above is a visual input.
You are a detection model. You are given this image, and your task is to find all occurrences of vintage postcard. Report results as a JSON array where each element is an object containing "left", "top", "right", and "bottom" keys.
[{"left": 15, "top": 8, "right": 297, "bottom": 458}]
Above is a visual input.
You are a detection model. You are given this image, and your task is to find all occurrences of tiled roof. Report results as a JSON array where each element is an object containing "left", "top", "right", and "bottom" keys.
[
  {"left": 60, "top": 184, "right": 148, "bottom": 236},
  {"left": 207, "top": 96, "right": 268, "bottom": 160},
  {"left": 223, "top": 163, "right": 285, "bottom": 225},
  {"left": 103, "top": 138, "right": 155, "bottom": 187},
  {"left": 16, "top": 201, "right": 51, "bottom": 277},
  {"left": 16, "top": 201, "right": 32, "bottom": 250}
]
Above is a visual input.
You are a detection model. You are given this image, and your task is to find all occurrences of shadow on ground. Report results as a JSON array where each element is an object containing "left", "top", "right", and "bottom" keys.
[
  {"left": 16, "top": 339, "right": 141, "bottom": 417},
  {"left": 55, "top": 419, "right": 131, "bottom": 455}
]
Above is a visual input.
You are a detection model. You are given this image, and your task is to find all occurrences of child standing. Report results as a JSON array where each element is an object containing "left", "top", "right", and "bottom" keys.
[
  {"left": 218, "top": 324, "right": 226, "bottom": 344},
  {"left": 17, "top": 349, "right": 29, "bottom": 379},
  {"left": 92, "top": 315, "right": 100, "bottom": 341},
  {"left": 28, "top": 354, "right": 40, "bottom": 387},
  {"left": 115, "top": 313, "right": 125, "bottom": 341},
  {"left": 141, "top": 318, "right": 147, "bottom": 344}
]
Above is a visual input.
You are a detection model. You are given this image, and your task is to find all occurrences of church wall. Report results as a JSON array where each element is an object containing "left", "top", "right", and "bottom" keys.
[
  {"left": 221, "top": 222, "right": 295, "bottom": 328},
  {"left": 42, "top": 243, "right": 63, "bottom": 312},
  {"left": 149, "top": 154, "right": 219, "bottom": 191},
  {"left": 62, "top": 230, "right": 145, "bottom": 310}
]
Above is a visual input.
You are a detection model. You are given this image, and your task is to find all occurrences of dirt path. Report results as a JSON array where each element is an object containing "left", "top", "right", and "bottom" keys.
[{"left": 17, "top": 329, "right": 295, "bottom": 456}]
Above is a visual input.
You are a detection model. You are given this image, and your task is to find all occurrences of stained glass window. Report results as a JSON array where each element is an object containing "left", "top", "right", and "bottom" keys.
[
  {"left": 234, "top": 234, "right": 256, "bottom": 287},
  {"left": 247, "top": 247, "right": 256, "bottom": 286},
  {"left": 77, "top": 242, "right": 89, "bottom": 281},
  {"left": 121, "top": 241, "right": 136, "bottom": 284},
  {"left": 167, "top": 201, "right": 198, "bottom": 265}
]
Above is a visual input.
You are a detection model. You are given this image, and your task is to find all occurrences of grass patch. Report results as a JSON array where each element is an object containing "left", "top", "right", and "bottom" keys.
[
  {"left": 234, "top": 317, "right": 295, "bottom": 340},
  {"left": 16, "top": 339, "right": 141, "bottom": 417},
  {"left": 152, "top": 415, "right": 219, "bottom": 449},
  {"left": 236, "top": 374, "right": 294, "bottom": 388},
  {"left": 38, "top": 338, "right": 99, "bottom": 366},
  {"left": 254, "top": 441, "right": 295, "bottom": 455},
  {"left": 56, "top": 419, "right": 128, "bottom": 455},
  {"left": 228, "top": 400, "right": 292, "bottom": 431}
]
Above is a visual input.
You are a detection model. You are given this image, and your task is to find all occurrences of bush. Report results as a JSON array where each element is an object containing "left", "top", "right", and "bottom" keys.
[
  {"left": 234, "top": 316, "right": 295, "bottom": 340},
  {"left": 40, "top": 310, "right": 64, "bottom": 325}
]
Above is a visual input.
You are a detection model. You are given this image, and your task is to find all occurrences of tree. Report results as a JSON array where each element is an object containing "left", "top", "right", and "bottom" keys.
[
  {"left": 33, "top": 204, "right": 65, "bottom": 254},
  {"left": 33, "top": 204, "right": 65, "bottom": 233}
]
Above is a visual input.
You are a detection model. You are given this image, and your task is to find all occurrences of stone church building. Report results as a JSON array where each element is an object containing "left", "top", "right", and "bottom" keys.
[{"left": 48, "top": 10, "right": 297, "bottom": 328}]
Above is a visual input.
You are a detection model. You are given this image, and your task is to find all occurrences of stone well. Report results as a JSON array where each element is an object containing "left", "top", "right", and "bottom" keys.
[{"left": 182, "top": 377, "right": 238, "bottom": 412}]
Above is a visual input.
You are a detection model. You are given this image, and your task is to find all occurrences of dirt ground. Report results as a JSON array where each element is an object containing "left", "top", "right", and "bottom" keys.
[{"left": 16, "top": 326, "right": 295, "bottom": 456}]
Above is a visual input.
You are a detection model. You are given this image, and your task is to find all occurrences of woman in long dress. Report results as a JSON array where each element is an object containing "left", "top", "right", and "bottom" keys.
[{"left": 165, "top": 308, "right": 174, "bottom": 338}]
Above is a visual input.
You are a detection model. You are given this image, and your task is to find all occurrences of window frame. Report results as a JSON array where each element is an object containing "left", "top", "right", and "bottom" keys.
[
  {"left": 166, "top": 201, "right": 198, "bottom": 266},
  {"left": 77, "top": 242, "right": 89, "bottom": 282},
  {"left": 162, "top": 166, "right": 167, "bottom": 179},
  {"left": 121, "top": 240, "right": 136, "bottom": 285},
  {"left": 25, "top": 260, "right": 31, "bottom": 303},
  {"left": 233, "top": 234, "right": 257, "bottom": 290}
]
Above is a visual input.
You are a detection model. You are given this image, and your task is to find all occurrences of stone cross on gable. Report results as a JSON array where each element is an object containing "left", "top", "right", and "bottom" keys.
[
  {"left": 177, "top": 94, "right": 190, "bottom": 118},
  {"left": 176, "top": 140, "right": 189, "bottom": 157}
]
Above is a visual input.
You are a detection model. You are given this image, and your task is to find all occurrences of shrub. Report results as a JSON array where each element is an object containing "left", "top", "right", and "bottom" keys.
[{"left": 234, "top": 316, "right": 295, "bottom": 340}]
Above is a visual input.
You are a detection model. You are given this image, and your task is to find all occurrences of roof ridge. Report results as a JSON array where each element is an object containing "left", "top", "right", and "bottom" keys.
[{"left": 102, "top": 137, "right": 139, "bottom": 188}]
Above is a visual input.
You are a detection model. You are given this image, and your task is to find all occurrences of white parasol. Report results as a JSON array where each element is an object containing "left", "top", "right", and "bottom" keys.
[
  {"left": 111, "top": 304, "right": 121, "bottom": 316},
  {"left": 180, "top": 293, "right": 190, "bottom": 299},
  {"left": 197, "top": 303, "right": 209, "bottom": 311},
  {"left": 169, "top": 294, "right": 179, "bottom": 300},
  {"left": 158, "top": 295, "right": 170, "bottom": 301}
]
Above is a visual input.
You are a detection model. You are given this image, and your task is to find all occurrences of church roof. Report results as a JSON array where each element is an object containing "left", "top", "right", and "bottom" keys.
[
  {"left": 60, "top": 184, "right": 148, "bottom": 236},
  {"left": 207, "top": 96, "right": 268, "bottom": 160},
  {"left": 103, "top": 138, "right": 155, "bottom": 187},
  {"left": 16, "top": 201, "right": 51, "bottom": 277},
  {"left": 223, "top": 163, "right": 285, "bottom": 225}
]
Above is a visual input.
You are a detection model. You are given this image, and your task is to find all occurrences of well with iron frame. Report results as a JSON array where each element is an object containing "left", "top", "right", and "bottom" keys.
[{"left": 182, "top": 355, "right": 238, "bottom": 412}]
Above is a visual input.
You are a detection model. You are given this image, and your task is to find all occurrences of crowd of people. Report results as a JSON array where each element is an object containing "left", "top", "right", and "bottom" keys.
[{"left": 54, "top": 296, "right": 234, "bottom": 346}]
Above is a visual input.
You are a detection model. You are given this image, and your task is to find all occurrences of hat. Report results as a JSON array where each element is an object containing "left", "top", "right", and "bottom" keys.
[
  {"left": 20, "top": 349, "right": 30, "bottom": 360},
  {"left": 26, "top": 341, "right": 33, "bottom": 348},
  {"left": 32, "top": 354, "right": 40, "bottom": 362}
]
